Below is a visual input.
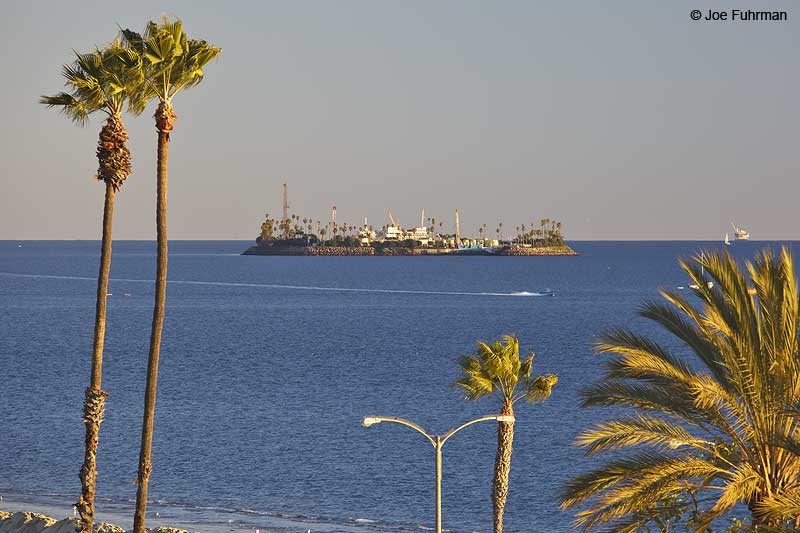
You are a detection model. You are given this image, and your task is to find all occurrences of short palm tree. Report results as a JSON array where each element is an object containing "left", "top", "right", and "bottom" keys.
[
  {"left": 454, "top": 335, "right": 558, "bottom": 533},
  {"left": 121, "top": 18, "right": 221, "bottom": 533},
  {"left": 561, "top": 248, "right": 800, "bottom": 531},
  {"left": 41, "top": 41, "right": 144, "bottom": 533}
]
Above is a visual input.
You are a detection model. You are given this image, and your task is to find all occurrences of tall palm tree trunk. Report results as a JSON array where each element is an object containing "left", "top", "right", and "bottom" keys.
[
  {"left": 492, "top": 401, "right": 515, "bottom": 533},
  {"left": 76, "top": 112, "right": 131, "bottom": 533},
  {"left": 133, "top": 101, "right": 175, "bottom": 533},
  {"left": 75, "top": 180, "right": 115, "bottom": 533}
]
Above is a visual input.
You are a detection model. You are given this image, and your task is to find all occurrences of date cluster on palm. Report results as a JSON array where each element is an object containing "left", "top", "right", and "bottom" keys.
[
  {"left": 96, "top": 115, "right": 131, "bottom": 191},
  {"left": 155, "top": 101, "right": 176, "bottom": 137}
]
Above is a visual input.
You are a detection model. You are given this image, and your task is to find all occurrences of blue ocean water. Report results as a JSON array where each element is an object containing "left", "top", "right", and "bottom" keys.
[{"left": 1, "top": 240, "right": 797, "bottom": 532}]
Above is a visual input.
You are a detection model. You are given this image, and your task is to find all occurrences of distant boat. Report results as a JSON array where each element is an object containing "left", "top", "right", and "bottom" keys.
[
  {"left": 731, "top": 222, "right": 750, "bottom": 240},
  {"left": 724, "top": 233, "right": 732, "bottom": 246},
  {"left": 687, "top": 266, "right": 714, "bottom": 290}
]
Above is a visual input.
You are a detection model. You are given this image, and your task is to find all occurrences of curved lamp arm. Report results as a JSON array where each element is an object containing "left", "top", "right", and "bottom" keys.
[
  {"left": 440, "top": 414, "right": 514, "bottom": 446},
  {"left": 362, "top": 416, "right": 436, "bottom": 447}
]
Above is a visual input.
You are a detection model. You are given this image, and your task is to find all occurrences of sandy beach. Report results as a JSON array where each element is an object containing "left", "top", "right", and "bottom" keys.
[
  {"left": 0, "top": 511, "right": 171, "bottom": 533},
  {"left": 0, "top": 494, "right": 393, "bottom": 533},
  {"left": 0, "top": 497, "right": 201, "bottom": 533}
]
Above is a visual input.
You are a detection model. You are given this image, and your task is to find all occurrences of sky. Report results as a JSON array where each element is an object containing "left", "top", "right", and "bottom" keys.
[{"left": 1, "top": 1, "right": 798, "bottom": 240}]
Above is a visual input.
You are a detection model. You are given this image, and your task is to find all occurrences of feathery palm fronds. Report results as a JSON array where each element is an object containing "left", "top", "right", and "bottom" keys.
[
  {"left": 561, "top": 247, "right": 800, "bottom": 531},
  {"left": 41, "top": 42, "right": 144, "bottom": 124},
  {"left": 455, "top": 336, "right": 558, "bottom": 405}
]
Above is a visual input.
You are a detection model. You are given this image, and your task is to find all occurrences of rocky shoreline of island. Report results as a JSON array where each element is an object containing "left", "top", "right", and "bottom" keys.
[{"left": 242, "top": 243, "right": 578, "bottom": 256}]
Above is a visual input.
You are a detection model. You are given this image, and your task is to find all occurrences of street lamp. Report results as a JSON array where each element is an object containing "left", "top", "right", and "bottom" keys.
[{"left": 361, "top": 414, "right": 514, "bottom": 533}]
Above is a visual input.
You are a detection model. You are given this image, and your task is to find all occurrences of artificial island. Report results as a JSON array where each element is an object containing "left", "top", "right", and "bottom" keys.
[{"left": 242, "top": 184, "right": 577, "bottom": 256}]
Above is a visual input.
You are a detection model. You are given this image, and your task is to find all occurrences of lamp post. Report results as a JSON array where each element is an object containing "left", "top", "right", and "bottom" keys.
[{"left": 362, "top": 414, "right": 514, "bottom": 533}]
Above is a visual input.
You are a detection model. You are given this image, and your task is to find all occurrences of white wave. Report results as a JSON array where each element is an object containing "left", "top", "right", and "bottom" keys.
[{"left": 0, "top": 272, "right": 553, "bottom": 298}]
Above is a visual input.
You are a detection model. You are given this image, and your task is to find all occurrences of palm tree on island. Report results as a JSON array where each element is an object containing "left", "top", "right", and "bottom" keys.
[
  {"left": 41, "top": 41, "right": 145, "bottom": 533},
  {"left": 454, "top": 336, "right": 558, "bottom": 533},
  {"left": 562, "top": 248, "right": 800, "bottom": 530},
  {"left": 121, "top": 18, "right": 221, "bottom": 533}
]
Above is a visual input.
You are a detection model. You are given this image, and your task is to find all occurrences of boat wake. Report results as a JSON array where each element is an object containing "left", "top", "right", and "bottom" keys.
[{"left": 0, "top": 272, "right": 554, "bottom": 298}]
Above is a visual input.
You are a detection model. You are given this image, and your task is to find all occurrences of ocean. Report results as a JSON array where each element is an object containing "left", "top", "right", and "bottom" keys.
[{"left": 1, "top": 240, "right": 796, "bottom": 532}]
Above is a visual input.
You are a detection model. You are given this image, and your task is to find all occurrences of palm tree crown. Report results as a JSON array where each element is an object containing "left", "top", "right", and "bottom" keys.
[
  {"left": 122, "top": 18, "right": 221, "bottom": 133},
  {"left": 41, "top": 42, "right": 144, "bottom": 122},
  {"left": 41, "top": 41, "right": 144, "bottom": 190},
  {"left": 455, "top": 336, "right": 558, "bottom": 406},
  {"left": 561, "top": 247, "right": 800, "bottom": 531}
]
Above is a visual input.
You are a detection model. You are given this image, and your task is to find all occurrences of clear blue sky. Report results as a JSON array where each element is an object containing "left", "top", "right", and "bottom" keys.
[{"left": 1, "top": 1, "right": 797, "bottom": 240}]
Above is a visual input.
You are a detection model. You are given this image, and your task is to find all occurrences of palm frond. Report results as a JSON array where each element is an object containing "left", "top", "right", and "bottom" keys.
[
  {"left": 453, "top": 336, "right": 556, "bottom": 407},
  {"left": 42, "top": 37, "right": 146, "bottom": 122},
  {"left": 576, "top": 413, "right": 701, "bottom": 455},
  {"left": 756, "top": 490, "right": 800, "bottom": 522},
  {"left": 564, "top": 247, "right": 800, "bottom": 531},
  {"left": 39, "top": 92, "right": 89, "bottom": 124},
  {"left": 562, "top": 452, "right": 724, "bottom": 521},
  {"left": 526, "top": 374, "right": 558, "bottom": 403},
  {"left": 125, "top": 17, "right": 220, "bottom": 102},
  {"left": 580, "top": 381, "right": 702, "bottom": 423},
  {"left": 707, "top": 463, "right": 760, "bottom": 517},
  {"left": 597, "top": 329, "right": 696, "bottom": 385}
]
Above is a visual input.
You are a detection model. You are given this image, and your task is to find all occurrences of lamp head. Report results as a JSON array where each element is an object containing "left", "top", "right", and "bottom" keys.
[
  {"left": 496, "top": 415, "right": 515, "bottom": 423},
  {"left": 362, "top": 417, "right": 382, "bottom": 427}
]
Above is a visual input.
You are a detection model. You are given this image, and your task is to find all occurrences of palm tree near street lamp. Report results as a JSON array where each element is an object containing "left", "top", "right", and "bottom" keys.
[
  {"left": 362, "top": 414, "right": 514, "bottom": 533},
  {"left": 454, "top": 336, "right": 558, "bottom": 533}
]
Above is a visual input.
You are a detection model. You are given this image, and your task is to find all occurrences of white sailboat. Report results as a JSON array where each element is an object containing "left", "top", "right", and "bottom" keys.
[
  {"left": 678, "top": 266, "right": 714, "bottom": 291},
  {"left": 687, "top": 266, "right": 714, "bottom": 290},
  {"left": 724, "top": 233, "right": 731, "bottom": 246}
]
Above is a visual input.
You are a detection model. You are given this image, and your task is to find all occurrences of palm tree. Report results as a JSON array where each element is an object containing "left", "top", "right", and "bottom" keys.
[
  {"left": 561, "top": 248, "right": 800, "bottom": 531},
  {"left": 121, "top": 19, "right": 220, "bottom": 533},
  {"left": 454, "top": 336, "right": 558, "bottom": 533},
  {"left": 41, "top": 42, "right": 144, "bottom": 533}
]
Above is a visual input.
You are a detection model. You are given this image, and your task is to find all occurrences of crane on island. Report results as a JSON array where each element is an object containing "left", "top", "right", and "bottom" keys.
[
  {"left": 282, "top": 182, "right": 290, "bottom": 239},
  {"left": 455, "top": 209, "right": 460, "bottom": 245}
]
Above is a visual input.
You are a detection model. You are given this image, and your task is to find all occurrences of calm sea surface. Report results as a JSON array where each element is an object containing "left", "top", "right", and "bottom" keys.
[{"left": 2, "top": 240, "right": 798, "bottom": 532}]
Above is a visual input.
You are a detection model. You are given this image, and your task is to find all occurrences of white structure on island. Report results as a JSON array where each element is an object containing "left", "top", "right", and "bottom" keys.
[
  {"left": 359, "top": 217, "right": 377, "bottom": 245},
  {"left": 378, "top": 209, "right": 431, "bottom": 245}
]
